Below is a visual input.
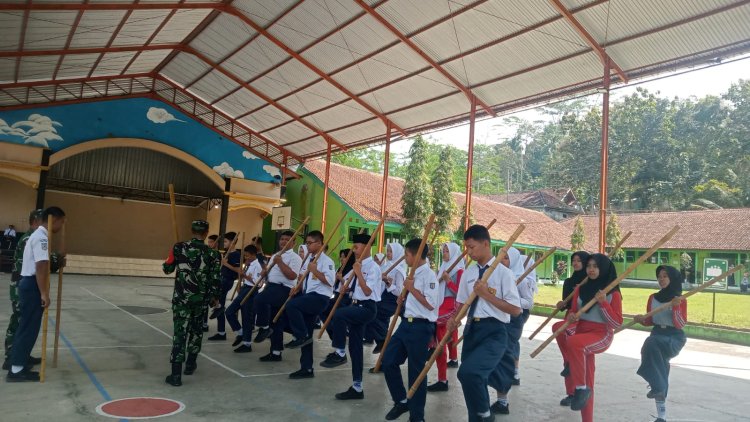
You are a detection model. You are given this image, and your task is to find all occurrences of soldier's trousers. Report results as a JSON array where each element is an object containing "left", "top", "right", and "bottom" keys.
[
  {"left": 170, "top": 302, "right": 205, "bottom": 363},
  {"left": 4, "top": 278, "right": 20, "bottom": 357}
]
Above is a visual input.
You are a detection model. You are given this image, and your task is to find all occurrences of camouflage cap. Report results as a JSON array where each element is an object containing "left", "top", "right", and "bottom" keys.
[
  {"left": 191, "top": 220, "right": 209, "bottom": 232},
  {"left": 29, "top": 209, "right": 44, "bottom": 220}
]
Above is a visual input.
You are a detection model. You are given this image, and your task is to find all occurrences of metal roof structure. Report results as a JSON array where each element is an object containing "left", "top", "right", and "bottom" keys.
[{"left": 1, "top": 0, "right": 750, "bottom": 170}]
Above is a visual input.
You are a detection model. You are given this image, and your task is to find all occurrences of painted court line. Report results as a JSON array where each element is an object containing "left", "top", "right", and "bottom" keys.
[{"left": 81, "top": 287, "right": 246, "bottom": 378}]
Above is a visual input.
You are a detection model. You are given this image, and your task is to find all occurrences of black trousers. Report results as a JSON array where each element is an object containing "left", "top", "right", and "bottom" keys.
[{"left": 9, "top": 276, "right": 43, "bottom": 367}]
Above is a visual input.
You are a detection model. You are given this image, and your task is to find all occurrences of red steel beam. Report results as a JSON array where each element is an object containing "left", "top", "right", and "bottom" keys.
[
  {"left": 378, "top": 123, "right": 391, "bottom": 253},
  {"left": 0, "top": 3, "right": 220, "bottom": 11},
  {"left": 224, "top": 6, "right": 406, "bottom": 137},
  {"left": 0, "top": 44, "right": 181, "bottom": 58},
  {"left": 233, "top": 0, "right": 481, "bottom": 121},
  {"left": 354, "top": 0, "right": 495, "bottom": 117},
  {"left": 321, "top": 141, "right": 332, "bottom": 234},
  {"left": 548, "top": 0, "right": 628, "bottom": 83},
  {"left": 209, "top": 0, "right": 390, "bottom": 110},
  {"left": 598, "top": 58, "right": 610, "bottom": 253},
  {"left": 86, "top": 2, "right": 137, "bottom": 78},
  {"left": 14, "top": 0, "right": 31, "bottom": 83},
  {"left": 464, "top": 96, "right": 476, "bottom": 231},
  {"left": 120, "top": 0, "right": 186, "bottom": 76},
  {"left": 51, "top": 0, "right": 88, "bottom": 81},
  {"left": 185, "top": 0, "right": 306, "bottom": 92},
  {"left": 0, "top": 72, "right": 153, "bottom": 89}
]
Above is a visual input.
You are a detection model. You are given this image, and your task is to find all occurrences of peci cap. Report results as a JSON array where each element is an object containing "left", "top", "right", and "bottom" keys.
[{"left": 352, "top": 233, "right": 371, "bottom": 245}]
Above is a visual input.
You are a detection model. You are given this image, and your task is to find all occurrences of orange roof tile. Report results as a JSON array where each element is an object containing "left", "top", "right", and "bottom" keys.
[
  {"left": 563, "top": 209, "right": 750, "bottom": 251},
  {"left": 303, "top": 160, "right": 570, "bottom": 249}
]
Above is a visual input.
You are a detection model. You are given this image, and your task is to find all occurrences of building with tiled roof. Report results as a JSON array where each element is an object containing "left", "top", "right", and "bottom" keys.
[
  {"left": 563, "top": 211, "right": 750, "bottom": 282},
  {"left": 480, "top": 188, "right": 582, "bottom": 221}
]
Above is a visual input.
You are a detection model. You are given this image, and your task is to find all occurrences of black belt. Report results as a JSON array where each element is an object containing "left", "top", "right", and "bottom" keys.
[
  {"left": 352, "top": 299, "right": 375, "bottom": 305},
  {"left": 471, "top": 317, "right": 503, "bottom": 324},
  {"left": 402, "top": 317, "right": 430, "bottom": 323}
]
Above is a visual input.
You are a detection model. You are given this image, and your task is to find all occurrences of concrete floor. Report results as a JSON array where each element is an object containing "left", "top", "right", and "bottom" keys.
[{"left": 1, "top": 273, "right": 748, "bottom": 421}]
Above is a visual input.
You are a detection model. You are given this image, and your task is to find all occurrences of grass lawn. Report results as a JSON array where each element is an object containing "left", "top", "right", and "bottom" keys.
[{"left": 535, "top": 284, "right": 750, "bottom": 330}]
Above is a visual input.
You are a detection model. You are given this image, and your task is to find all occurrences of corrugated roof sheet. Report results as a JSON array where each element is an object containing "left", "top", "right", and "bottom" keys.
[{"left": 2, "top": 0, "right": 750, "bottom": 169}]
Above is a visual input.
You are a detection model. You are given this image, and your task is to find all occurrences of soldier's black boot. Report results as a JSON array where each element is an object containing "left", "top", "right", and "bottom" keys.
[
  {"left": 184, "top": 354, "right": 198, "bottom": 375},
  {"left": 165, "top": 363, "right": 182, "bottom": 386}
]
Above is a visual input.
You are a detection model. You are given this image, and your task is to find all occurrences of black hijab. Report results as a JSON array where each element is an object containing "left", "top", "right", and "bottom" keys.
[
  {"left": 339, "top": 249, "right": 355, "bottom": 275},
  {"left": 563, "top": 251, "right": 591, "bottom": 304},
  {"left": 579, "top": 253, "right": 619, "bottom": 306},
  {"left": 653, "top": 265, "right": 683, "bottom": 303}
]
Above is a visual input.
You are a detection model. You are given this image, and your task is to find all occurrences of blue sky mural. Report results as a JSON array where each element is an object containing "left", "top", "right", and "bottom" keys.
[{"left": 0, "top": 98, "right": 284, "bottom": 182}]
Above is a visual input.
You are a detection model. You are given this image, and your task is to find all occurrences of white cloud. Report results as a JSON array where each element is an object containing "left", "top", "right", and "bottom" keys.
[
  {"left": 213, "top": 162, "right": 244, "bottom": 178},
  {"left": 242, "top": 151, "right": 259, "bottom": 160},
  {"left": 146, "top": 107, "right": 184, "bottom": 124},
  {"left": 1, "top": 114, "right": 64, "bottom": 148},
  {"left": 263, "top": 165, "right": 281, "bottom": 178}
]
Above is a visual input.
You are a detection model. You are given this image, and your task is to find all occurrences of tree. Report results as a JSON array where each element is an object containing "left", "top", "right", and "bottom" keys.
[
  {"left": 605, "top": 214, "right": 624, "bottom": 260},
  {"left": 454, "top": 203, "right": 475, "bottom": 238},
  {"left": 401, "top": 134, "right": 433, "bottom": 239},
  {"left": 431, "top": 147, "right": 458, "bottom": 236},
  {"left": 571, "top": 216, "right": 586, "bottom": 251}
]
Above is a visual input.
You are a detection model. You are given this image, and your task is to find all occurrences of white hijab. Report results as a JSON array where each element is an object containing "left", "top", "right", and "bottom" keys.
[
  {"left": 506, "top": 247, "right": 525, "bottom": 280},
  {"left": 298, "top": 244, "right": 308, "bottom": 260},
  {"left": 521, "top": 255, "right": 539, "bottom": 293},
  {"left": 437, "top": 242, "right": 464, "bottom": 279},
  {"left": 386, "top": 243, "right": 407, "bottom": 279}
]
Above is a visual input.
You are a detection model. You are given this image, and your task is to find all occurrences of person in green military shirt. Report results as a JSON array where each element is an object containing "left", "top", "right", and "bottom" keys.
[
  {"left": 3, "top": 210, "right": 43, "bottom": 371},
  {"left": 162, "top": 219, "right": 221, "bottom": 386}
]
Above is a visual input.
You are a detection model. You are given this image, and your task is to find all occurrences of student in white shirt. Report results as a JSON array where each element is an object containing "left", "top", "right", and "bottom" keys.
[
  {"left": 252, "top": 230, "right": 302, "bottom": 362},
  {"left": 448, "top": 225, "right": 521, "bottom": 422},
  {"left": 320, "top": 233, "right": 382, "bottom": 400},
  {"left": 381, "top": 238, "right": 440, "bottom": 422},
  {"left": 283, "top": 230, "right": 336, "bottom": 379},
  {"left": 365, "top": 242, "right": 406, "bottom": 354},
  {"left": 225, "top": 245, "right": 263, "bottom": 353},
  {"left": 7, "top": 207, "right": 66, "bottom": 383}
]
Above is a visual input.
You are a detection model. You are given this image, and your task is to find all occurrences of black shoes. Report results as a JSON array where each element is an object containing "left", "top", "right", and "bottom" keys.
[
  {"left": 490, "top": 401, "right": 509, "bottom": 415},
  {"left": 559, "top": 395, "right": 574, "bottom": 406},
  {"left": 385, "top": 401, "right": 409, "bottom": 420},
  {"left": 202, "top": 324, "right": 209, "bottom": 332},
  {"left": 560, "top": 363, "right": 570, "bottom": 377},
  {"left": 335, "top": 386, "right": 364, "bottom": 400},
  {"left": 6, "top": 368, "right": 40, "bottom": 382},
  {"left": 447, "top": 360, "right": 459, "bottom": 368},
  {"left": 3, "top": 356, "right": 41, "bottom": 371},
  {"left": 184, "top": 354, "right": 198, "bottom": 375},
  {"left": 259, "top": 352, "right": 282, "bottom": 362},
  {"left": 289, "top": 369, "right": 314, "bottom": 379},
  {"left": 570, "top": 387, "right": 592, "bottom": 411},
  {"left": 234, "top": 344, "right": 252, "bottom": 353},
  {"left": 512, "top": 377, "right": 520, "bottom": 386},
  {"left": 232, "top": 336, "right": 242, "bottom": 346},
  {"left": 373, "top": 341, "right": 384, "bottom": 355},
  {"left": 207, "top": 333, "right": 226, "bottom": 341},
  {"left": 481, "top": 413, "right": 495, "bottom": 422},
  {"left": 208, "top": 307, "right": 224, "bottom": 320},
  {"left": 284, "top": 336, "right": 313, "bottom": 349},
  {"left": 253, "top": 327, "right": 273, "bottom": 343},
  {"left": 426, "top": 381, "right": 449, "bottom": 392},
  {"left": 165, "top": 363, "right": 182, "bottom": 386},
  {"left": 654, "top": 419, "right": 666, "bottom": 422},
  {"left": 320, "top": 352, "right": 347, "bottom": 368}
]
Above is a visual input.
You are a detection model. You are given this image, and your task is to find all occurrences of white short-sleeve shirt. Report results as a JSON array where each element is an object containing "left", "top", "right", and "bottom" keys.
[
  {"left": 267, "top": 249, "right": 302, "bottom": 288},
  {"left": 517, "top": 275, "right": 536, "bottom": 310},
  {"left": 457, "top": 257, "right": 520, "bottom": 323},
  {"left": 21, "top": 226, "right": 49, "bottom": 277},
  {"left": 404, "top": 263, "right": 440, "bottom": 322},
  {"left": 242, "top": 259, "right": 263, "bottom": 286},
  {"left": 351, "top": 257, "right": 382, "bottom": 302},
  {"left": 302, "top": 252, "right": 336, "bottom": 297}
]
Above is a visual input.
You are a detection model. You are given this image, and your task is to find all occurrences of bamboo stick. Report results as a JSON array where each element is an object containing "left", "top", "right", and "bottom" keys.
[
  {"left": 372, "top": 215, "right": 436, "bottom": 372},
  {"left": 229, "top": 232, "right": 245, "bottom": 300},
  {"left": 317, "top": 218, "right": 386, "bottom": 339},
  {"left": 530, "top": 226, "right": 679, "bottom": 358},
  {"left": 615, "top": 265, "right": 743, "bottom": 334},
  {"left": 40, "top": 215, "right": 53, "bottom": 382},
  {"left": 528, "top": 231, "right": 633, "bottom": 340},
  {"left": 239, "top": 216, "right": 310, "bottom": 305},
  {"left": 406, "top": 224, "right": 526, "bottom": 398},
  {"left": 52, "top": 223, "right": 65, "bottom": 368},
  {"left": 168, "top": 183, "right": 179, "bottom": 243}
]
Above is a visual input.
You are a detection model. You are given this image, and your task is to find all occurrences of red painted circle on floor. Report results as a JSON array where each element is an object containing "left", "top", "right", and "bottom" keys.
[{"left": 96, "top": 398, "right": 184, "bottom": 419}]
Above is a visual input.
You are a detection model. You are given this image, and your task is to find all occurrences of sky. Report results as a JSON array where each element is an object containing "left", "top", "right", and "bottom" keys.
[{"left": 379, "top": 54, "right": 750, "bottom": 156}]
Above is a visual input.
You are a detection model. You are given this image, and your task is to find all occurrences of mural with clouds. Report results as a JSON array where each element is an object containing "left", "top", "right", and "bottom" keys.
[{"left": 0, "top": 98, "right": 281, "bottom": 183}]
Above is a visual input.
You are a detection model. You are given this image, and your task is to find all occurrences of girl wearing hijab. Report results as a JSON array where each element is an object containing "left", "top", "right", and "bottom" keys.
[
  {"left": 367, "top": 243, "right": 406, "bottom": 356},
  {"left": 556, "top": 251, "right": 591, "bottom": 407},
  {"left": 298, "top": 244, "right": 309, "bottom": 261},
  {"left": 320, "top": 249, "right": 355, "bottom": 339},
  {"left": 427, "top": 242, "right": 464, "bottom": 392},
  {"left": 489, "top": 247, "right": 532, "bottom": 415},
  {"left": 633, "top": 265, "right": 686, "bottom": 422},
  {"left": 556, "top": 253, "right": 622, "bottom": 422}
]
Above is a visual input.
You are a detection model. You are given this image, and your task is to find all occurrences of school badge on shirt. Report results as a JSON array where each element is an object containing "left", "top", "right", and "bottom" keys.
[{"left": 430, "top": 282, "right": 436, "bottom": 289}]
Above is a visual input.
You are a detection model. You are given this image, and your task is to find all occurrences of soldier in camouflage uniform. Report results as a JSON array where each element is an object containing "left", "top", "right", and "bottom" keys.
[
  {"left": 162, "top": 220, "right": 221, "bottom": 386},
  {"left": 3, "top": 210, "right": 43, "bottom": 371}
]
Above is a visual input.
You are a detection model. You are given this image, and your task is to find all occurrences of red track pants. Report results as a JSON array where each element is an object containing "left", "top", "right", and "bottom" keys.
[
  {"left": 435, "top": 323, "right": 458, "bottom": 382},
  {"left": 555, "top": 320, "right": 613, "bottom": 422}
]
